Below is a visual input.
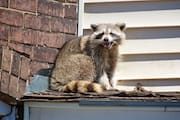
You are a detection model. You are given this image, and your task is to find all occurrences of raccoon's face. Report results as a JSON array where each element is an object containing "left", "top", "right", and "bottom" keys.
[{"left": 90, "top": 23, "right": 126, "bottom": 49}]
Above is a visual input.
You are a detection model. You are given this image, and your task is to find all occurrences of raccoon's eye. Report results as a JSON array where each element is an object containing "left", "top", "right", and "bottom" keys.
[
  {"left": 95, "top": 32, "right": 104, "bottom": 39},
  {"left": 110, "top": 32, "right": 117, "bottom": 37}
]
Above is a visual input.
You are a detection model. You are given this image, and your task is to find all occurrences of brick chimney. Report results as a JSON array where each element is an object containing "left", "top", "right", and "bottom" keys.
[{"left": 0, "top": 0, "right": 78, "bottom": 100}]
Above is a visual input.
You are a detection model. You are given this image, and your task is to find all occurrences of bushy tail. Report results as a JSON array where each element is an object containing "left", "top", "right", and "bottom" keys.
[{"left": 62, "top": 80, "right": 105, "bottom": 93}]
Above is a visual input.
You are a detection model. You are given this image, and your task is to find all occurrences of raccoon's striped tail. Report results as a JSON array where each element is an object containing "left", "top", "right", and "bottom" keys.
[{"left": 62, "top": 80, "right": 105, "bottom": 93}]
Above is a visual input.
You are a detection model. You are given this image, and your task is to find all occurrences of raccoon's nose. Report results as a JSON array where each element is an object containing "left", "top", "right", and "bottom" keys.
[{"left": 104, "top": 38, "right": 109, "bottom": 42}]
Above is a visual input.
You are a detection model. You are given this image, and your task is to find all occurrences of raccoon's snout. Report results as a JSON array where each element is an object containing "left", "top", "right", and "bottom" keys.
[
  {"left": 103, "top": 38, "right": 109, "bottom": 42},
  {"left": 103, "top": 37, "right": 114, "bottom": 49}
]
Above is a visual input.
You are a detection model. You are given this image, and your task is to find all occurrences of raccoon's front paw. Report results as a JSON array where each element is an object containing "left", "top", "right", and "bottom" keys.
[{"left": 104, "top": 84, "right": 119, "bottom": 91}]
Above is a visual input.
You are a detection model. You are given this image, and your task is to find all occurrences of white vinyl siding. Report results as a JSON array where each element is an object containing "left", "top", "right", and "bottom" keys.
[{"left": 78, "top": 0, "right": 180, "bottom": 92}]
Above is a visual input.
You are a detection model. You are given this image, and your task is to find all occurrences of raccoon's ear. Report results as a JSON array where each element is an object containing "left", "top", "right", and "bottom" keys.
[
  {"left": 91, "top": 24, "right": 98, "bottom": 31},
  {"left": 116, "top": 23, "right": 126, "bottom": 31}
]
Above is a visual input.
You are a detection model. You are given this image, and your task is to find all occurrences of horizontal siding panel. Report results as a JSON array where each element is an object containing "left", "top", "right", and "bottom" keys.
[
  {"left": 84, "top": 27, "right": 180, "bottom": 40},
  {"left": 121, "top": 54, "right": 180, "bottom": 62},
  {"left": 116, "top": 79, "right": 180, "bottom": 92},
  {"left": 120, "top": 38, "right": 180, "bottom": 55},
  {"left": 84, "top": 9, "right": 180, "bottom": 29},
  {"left": 116, "top": 85, "right": 180, "bottom": 92},
  {"left": 117, "top": 79, "right": 180, "bottom": 86},
  {"left": 84, "top": 0, "right": 164, "bottom": 3},
  {"left": 126, "top": 27, "right": 180, "bottom": 40},
  {"left": 113, "top": 60, "right": 180, "bottom": 81},
  {"left": 116, "top": 78, "right": 180, "bottom": 92},
  {"left": 85, "top": 1, "right": 180, "bottom": 13}
]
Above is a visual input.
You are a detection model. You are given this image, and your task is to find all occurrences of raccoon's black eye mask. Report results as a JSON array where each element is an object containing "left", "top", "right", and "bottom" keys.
[
  {"left": 110, "top": 32, "right": 119, "bottom": 37},
  {"left": 95, "top": 32, "right": 104, "bottom": 39}
]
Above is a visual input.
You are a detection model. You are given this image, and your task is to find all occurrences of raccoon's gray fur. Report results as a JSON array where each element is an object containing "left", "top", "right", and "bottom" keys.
[{"left": 50, "top": 23, "right": 126, "bottom": 93}]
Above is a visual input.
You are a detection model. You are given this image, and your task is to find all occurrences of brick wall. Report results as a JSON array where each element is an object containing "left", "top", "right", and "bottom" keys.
[{"left": 0, "top": 0, "right": 78, "bottom": 99}]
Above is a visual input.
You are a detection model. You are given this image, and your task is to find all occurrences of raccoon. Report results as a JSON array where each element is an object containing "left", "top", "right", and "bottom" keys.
[{"left": 50, "top": 23, "right": 126, "bottom": 93}]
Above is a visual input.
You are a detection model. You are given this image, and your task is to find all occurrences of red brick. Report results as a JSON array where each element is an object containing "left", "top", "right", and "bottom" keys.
[
  {"left": 23, "top": 29, "right": 38, "bottom": 45},
  {"left": 0, "top": 0, "right": 8, "bottom": 7},
  {"left": 0, "top": 47, "right": 2, "bottom": 68},
  {"left": 50, "top": 17, "right": 64, "bottom": 32},
  {"left": 9, "top": 27, "right": 23, "bottom": 43},
  {"left": 8, "top": 42, "right": 31, "bottom": 55},
  {"left": 0, "top": 9, "right": 23, "bottom": 26},
  {"left": 30, "top": 61, "right": 49, "bottom": 75},
  {"left": 0, "top": 40, "right": 8, "bottom": 46},
  {"left": 9, "top": 27, "right": 38, "bottom": 45},
  {"left": 64, "top": 18, "right": 77, "bottom": 34},
  {"left": 20, "top": 56, "right": 30, "bottom": 80},
  {"left": 11, "top": 52, "right": 21, "bottom": 76},
  {"left": 9, "top": 75, "right": 18, "bottom": 98},
  {"left": 31, "top": 46, "right": 58, "bottom": 63},
  {"left": 38, "top": 32, "right": 65, "bottom": 48},
  {"left": 65, "top": 33, "right": 76, "bottom": 41},
  {"left": 64, "top": 4, "right": 77, "bottom": 19},
  {"left": 0, "top": 23, "right": 9, "bottom": 40},
  {"left": 1, "top": 71, "right": 10, "bottom": 94},
  {"left": 24, "top": 14, "right": 50, "bottom": 31},
  {"left": 18, "top": 79, "right": 26, "bottom": 98},
  {"left": 38, "top": 0, "right": 64, "bottom": 17},
  {"left": 10, "top": 0, "right": 36, "bottom": 12},
  {"left": 2, "top": 47, "right": 12, "bottom": 72}
]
